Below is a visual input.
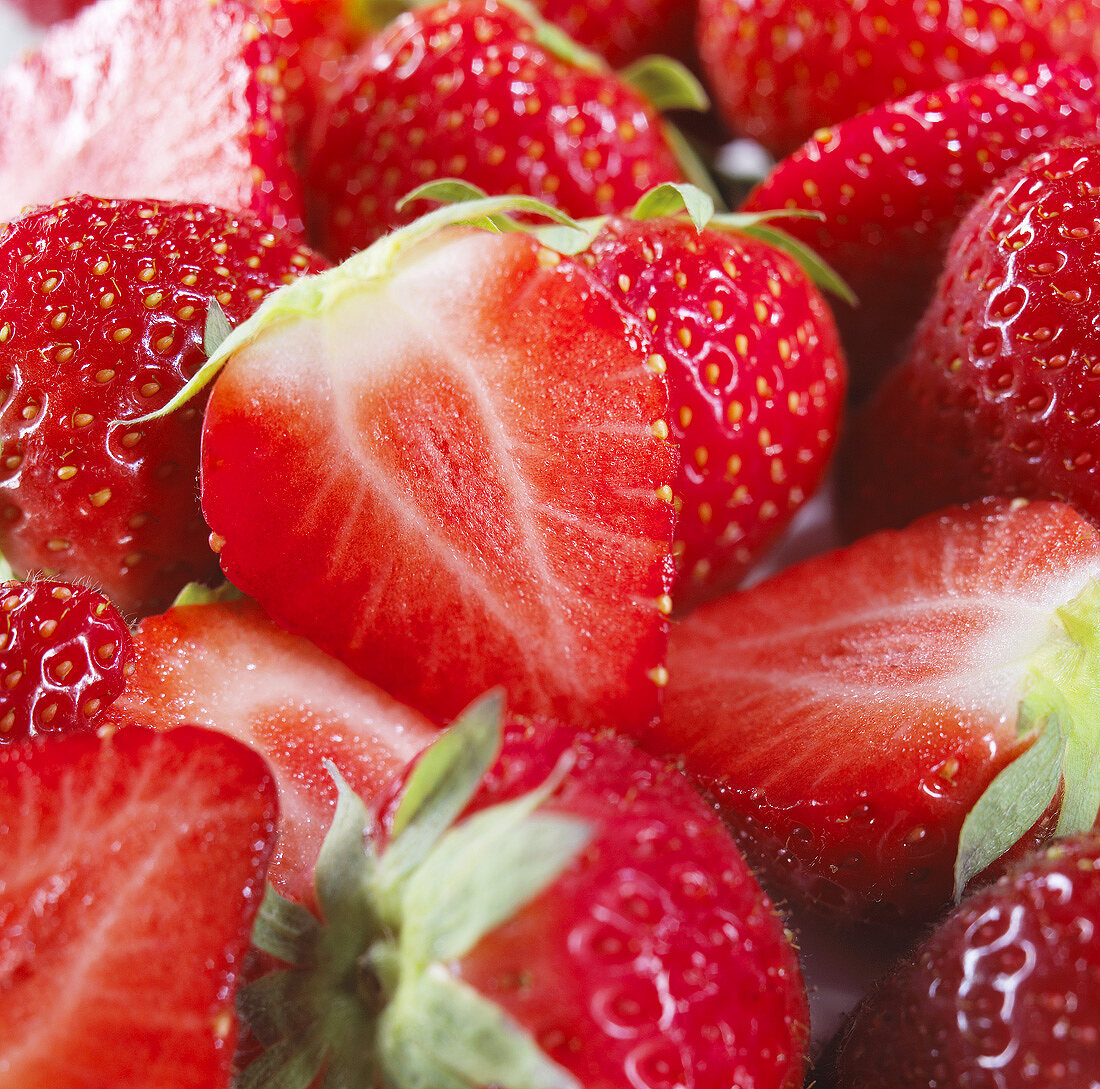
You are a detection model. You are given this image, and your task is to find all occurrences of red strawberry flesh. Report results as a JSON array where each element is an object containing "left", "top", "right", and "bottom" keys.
[
  {"left": 0, "top": 725, "right": 278, "bottom": 1088},
  {"left": 200, "top": 223, "right": 676, "bottom": 732},
  {"left": 657, "top": 499, "right": 1100, "bottom": 924},
  {"left": 110, "top": 595, "right": 437, "bottom": 903},
  {"left": 0, "top": 0, "right": 303, "bottom": 232}
]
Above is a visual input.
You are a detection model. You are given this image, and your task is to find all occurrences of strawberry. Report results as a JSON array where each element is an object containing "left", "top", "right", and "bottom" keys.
[
  {"left": 6, "top": 0, "right": 88, "bottom": 21},
  {"left": 0, "top": 0, "right": 303, "bottom": 233},
  {"left": 109, "top": 588, "right": 438, "bottom": 903},
  {"left": 0, "top": 578, "right": 133, "bottom": 743},
  {"left": 743, "top": 62, "right": 1100, "bottom": 399},
  {"left": 0, "top": 724, "right": 278, "bottom": 1088},
  {"left": 839, "top": 139, "right": 1100, "bottom": 538},
  {"left": 0, "top": 195, "right": 327, "bottom": 617},
  {"left": 255, "top": 0, "right": 370, "bottom": 152},
  {"left": 237, "top": 694, "right": 810, "bottom": 1089},
  {"left": 697, "top": 0, "right": 1100, "bottom": 160},
  {"left": 654, "top": 498, "right": 1100, "bottom": 926},
  {"left": 306, "top": 0, "right": 706, "bottom": 260},
  {"left": 528, "top": 0, "right": 695, "bottom": 67},
  {"left": 821, "top": 832, "right": 1100, "bottom": 1088},
  {"left": 190, "top": 200, "right": 676, "bottom": 733},
  {"left": 581, "top": 186, "right": 847, "bottom": 605}
]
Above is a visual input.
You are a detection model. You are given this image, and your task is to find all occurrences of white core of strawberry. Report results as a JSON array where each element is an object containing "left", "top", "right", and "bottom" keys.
[
  {"left": 957, "top": 574, "right": 1100, "bottom": 897},
  {"left": 237, "top": 693, "right": 591, "bottom": 1089}
]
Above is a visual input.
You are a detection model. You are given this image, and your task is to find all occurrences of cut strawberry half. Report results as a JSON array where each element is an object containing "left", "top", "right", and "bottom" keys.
[
  {"left": 110, "top": 589, "right": 438, "bottom": 903},
  {"left": 0, "top": 725, "right": 278, "bottom": 1088},
  {"left": 188, "top": 200, "right": 676, "bottom": 733},
  {"left": 0, "top": 0, "right": 303, "bottom": 232},
  {"left": 656, "top": 498, "right": 1100, "bottom": 925}
]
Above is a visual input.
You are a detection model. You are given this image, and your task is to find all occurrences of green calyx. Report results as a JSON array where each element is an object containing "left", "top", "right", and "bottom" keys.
[
  {"left": 236, "top": 692, "right": 591, "bottom": 1089},
  {"left": 955, "top": 576, "right": 1100, "bottom": 899},
  {"left": 125, "top": 194, "right": 588, "bottom": 429},
  {"left": 171, "top": 580, "right": 243, "bottom": 607}
]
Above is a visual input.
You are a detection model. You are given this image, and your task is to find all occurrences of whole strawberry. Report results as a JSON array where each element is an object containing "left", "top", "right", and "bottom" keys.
[
  {"left": 839, "top": 139, "right": 1100, "bottom": 538},
  {"left": 656, "top": 498, "right": 1100, "bottom": 926},
  {"left": 697, "top": 0, "right": 1100, "bottom": 159},
  {"left": 582, "top": 188, "right": 847, "bottom": 605},
  {"left": 0, "top": 578, "right": 133, "bottom": 742},
  {"left": 306, "top": 0, "right": 702, "bottom": 259},
  {"left": 0, "top": 195, "right": 328, "bottom": 616},
  {"left": 238, "top": 695, "right": 810, "bottom": 1089},
  {"left": 0, "top": 0, "right": 304, "bottom": 232},
  {"left": 821, "top": 832, "right": 1100, "bottom": 1088},
  {"left": 744, "top": 62, "right": 1100, "bottom": 399}
]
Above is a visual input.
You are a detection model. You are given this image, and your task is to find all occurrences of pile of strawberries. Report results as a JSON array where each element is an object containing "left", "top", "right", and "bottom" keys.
[{"left": 2, "top": 1, "right": 1100, "bottom": 1087}]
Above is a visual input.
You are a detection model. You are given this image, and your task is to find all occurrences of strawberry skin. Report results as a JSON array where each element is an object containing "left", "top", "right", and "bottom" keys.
[
  {"left": 584, "top": 215, "right": 846, "bottom": 604},
  {"left": 823, "top": 833, "right": 1100, "bottom": 1088},
  {"left": 697, "top": 0, "right": 1100, "bottom": 159},
  {"left": 655, "top": 498, "right": 1100, "bottom": 925},
  {"left": 744, "top": 62, "right": 1100, "bottom": 399},
  {"left": 306, "top": 0, "right": 685, "bottom": 259},
  {"left": 110, "top": 594, "right": 438, "bottom": 903},
  {"left": 200, "top": 224, "right": 676, "bottom": 733},
  {"left": 242, "top": 703, "right": 810, "bottom": 1089},
  {"left": 0, "top": 725, "right": 278, "bottom": 1088},
  {"left": 0, "top": 0, "right": 303, "bottom": 232},
  {"left": 388, "top": 720, "right": 809, "bottom": 1089},
  {"left": 529, "top": 0, "right": 694, "bottom": 67},
  {"left": 6, "top": 0, "right": 88, "bottom": 20},
  {"left": 0, "top": 195, "right": 327, "bottom": 617},
  {"left": 0, "top": 579, "right": 133, "bottom": 743},
  {"left": 840, "top": 139, "right": 1100, "bottom": 538}
]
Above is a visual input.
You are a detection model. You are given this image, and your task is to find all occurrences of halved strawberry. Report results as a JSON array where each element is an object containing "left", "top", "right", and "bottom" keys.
[
  {"left": 0, "top": 725, "right": 278, "bottom": 1088},
  {"left": 109, "top": 590, "right": 437, "bottom": 903},
  {"left": 238, "top": 695, "right": 810, "bottom": 1089},
  {"left": 654, "top": 498, "right": 1100, "bottom": 925},
  {"left": 0, "top": 578, "right": 133, "bottom": 743},
  {"left": 0, "top": 0, "right": 303, "bottom": 232},
  {"left": 0, "top": 195, "right": 328, "bottom": 617},
  {"left": 744, "top": 62, "right": 1100, "bottom": 398},
  {"left": 188, "top": 201, "right": 676, "bottom": 733},
  {"left": 306, "top": 0, "right": 705, "bottom": 259}
]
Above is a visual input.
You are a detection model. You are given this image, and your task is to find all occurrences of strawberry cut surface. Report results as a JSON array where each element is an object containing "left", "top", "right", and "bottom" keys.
[
  {"left": 0, "top": 0, "right": 303, "bottom": 232},
  {"left": 111, "top": 595, "right": 438, "bottom": 903},
  {"left": 0, "top": 725, "right": 278, "bottom": 1088},
  {"left": 657, "top": 499, "right": 1100, "bottom": 924},
  {"left": 201, "top": 224, "right": 676, "bottom": 732}
]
